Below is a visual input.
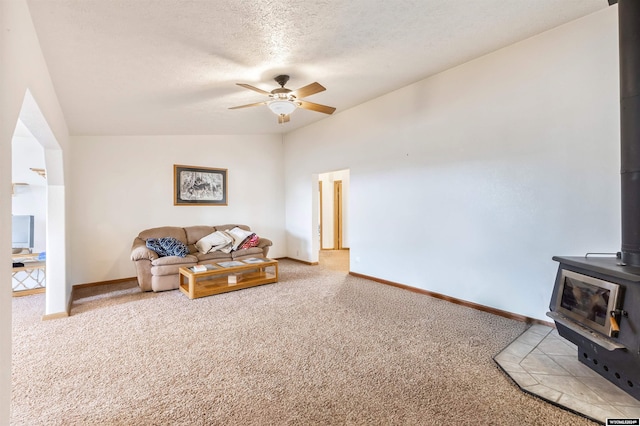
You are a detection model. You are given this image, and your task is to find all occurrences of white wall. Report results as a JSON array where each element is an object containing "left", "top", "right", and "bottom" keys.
[
  {"left": 69, "top": 135, "right": 286, "bottom": 284},
  {"left": 1, "top": 0, "right": 71, "bottom": 422},
  {"left": 284, "top": 7, "right": 620, "bottom": 321},
  {"left": 0, "top": 7, "right": 11, "bottom": 420}
]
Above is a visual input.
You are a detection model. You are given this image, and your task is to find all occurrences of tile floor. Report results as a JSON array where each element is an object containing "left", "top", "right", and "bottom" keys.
[{"left": 495, "top": 324, "right": 640, "bottom": 423}]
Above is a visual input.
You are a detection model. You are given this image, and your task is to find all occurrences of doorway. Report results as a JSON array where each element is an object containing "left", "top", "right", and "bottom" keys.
[
  {"left": 11, "top": 120, "right": 47, "bottom": 296},
  {"left": 317, "top": 169, "right": 350, "bottom": 271},
  {"left": 13, "top": 90, "right": 67, "bottom": 317}
]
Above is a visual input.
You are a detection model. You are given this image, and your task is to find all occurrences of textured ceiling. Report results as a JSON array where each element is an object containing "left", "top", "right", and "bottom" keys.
[{"left": 26, "top": 0, "right": 607, "bottom": 136}]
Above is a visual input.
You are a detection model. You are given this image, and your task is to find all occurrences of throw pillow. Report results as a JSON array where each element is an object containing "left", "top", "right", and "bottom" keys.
[
  {"left": 146, "top": 237, "right": 189, "bottom": 258},
  {"left": 195, "top": 231, "right": 233, "bottom": 254},
  {"left": 239, "top": 234, "right": 260, "bottom": 250},
  {"left": 216, "top": 232, "right": 234, "bottom": 253},
  {"left": 146, "top": 238, "right": 167, "bottom": 256},
  {"left": 226, "top": 227, "right": 255, "bottom": 251}
]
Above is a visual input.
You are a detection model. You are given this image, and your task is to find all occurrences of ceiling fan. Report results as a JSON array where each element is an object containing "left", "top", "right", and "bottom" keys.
[{"left": 229, "top": 75, "right": 336, "bottom": 124}]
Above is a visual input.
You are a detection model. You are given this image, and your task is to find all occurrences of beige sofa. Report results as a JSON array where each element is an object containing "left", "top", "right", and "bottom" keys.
[{"left": 131, "top": 224, "right": 272, "bottom": 292}]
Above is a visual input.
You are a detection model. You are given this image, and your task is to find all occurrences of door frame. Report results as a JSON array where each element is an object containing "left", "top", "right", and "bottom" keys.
[{"left": 333, "top": 180, "right": 343, "bottom": 250}]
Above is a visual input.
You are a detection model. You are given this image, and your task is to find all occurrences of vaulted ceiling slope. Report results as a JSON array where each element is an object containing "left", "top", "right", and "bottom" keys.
[{"left": 26, "top": 0, "right": 606, "bottom": 136}]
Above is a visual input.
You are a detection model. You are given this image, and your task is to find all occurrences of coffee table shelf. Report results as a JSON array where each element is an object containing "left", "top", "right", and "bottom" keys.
[{"left": 178, "top": 258, "right": 278, "bottom": 299}]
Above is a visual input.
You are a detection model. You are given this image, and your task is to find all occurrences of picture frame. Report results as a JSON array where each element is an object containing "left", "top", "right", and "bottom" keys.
[{"left": 174, "top": 164, "right": 227, "bottom": 206}]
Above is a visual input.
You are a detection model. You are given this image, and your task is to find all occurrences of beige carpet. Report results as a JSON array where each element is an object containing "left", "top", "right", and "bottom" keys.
[{"left": 12, "top": 259, "right": 598, "bottom": 425}]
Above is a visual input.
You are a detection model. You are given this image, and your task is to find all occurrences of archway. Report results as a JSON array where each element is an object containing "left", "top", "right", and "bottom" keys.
[{"left": 14, "top": 90, "right": 68, "bottom": 317}]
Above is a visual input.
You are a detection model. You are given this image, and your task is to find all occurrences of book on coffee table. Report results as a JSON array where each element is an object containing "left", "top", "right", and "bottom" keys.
[{"left": 191, "top": 264, "right": 219, "bottom": 272}]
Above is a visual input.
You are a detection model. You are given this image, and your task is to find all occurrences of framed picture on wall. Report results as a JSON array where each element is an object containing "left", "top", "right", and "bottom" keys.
[{"left": 174, "top": 165, "right": 227, "bottom": 206}]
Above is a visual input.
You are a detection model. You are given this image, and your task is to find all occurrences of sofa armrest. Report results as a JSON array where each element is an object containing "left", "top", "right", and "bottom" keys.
[
  {"left": 257, "top": 237, "right": 272, "bottom": 258},
  {"left": 131, "top": 237, "right": 159, "bottom": 261},
  {"left": 257, "top": 237, "right": 272, "bottom": 249}
]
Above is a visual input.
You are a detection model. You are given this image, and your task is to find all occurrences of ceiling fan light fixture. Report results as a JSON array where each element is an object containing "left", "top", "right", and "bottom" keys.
[
  {"left": 268, "top": 100, "right": 297, "bottom": 116},
  {"left": 231, "top": 75, "right": 335, "bottom": 123}
]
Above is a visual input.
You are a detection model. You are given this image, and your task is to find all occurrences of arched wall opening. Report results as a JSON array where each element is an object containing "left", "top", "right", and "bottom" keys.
[{"left": 15, "top": 89, "right": 68, "bottom": 317}]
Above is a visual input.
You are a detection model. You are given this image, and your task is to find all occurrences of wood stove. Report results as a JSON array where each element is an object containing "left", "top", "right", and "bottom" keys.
[
  {"left": 548, "top": 256, "right": 640, "bottom": 400},
  {"left": 548, "top": 0, "right": 640, "bottom": 401}
]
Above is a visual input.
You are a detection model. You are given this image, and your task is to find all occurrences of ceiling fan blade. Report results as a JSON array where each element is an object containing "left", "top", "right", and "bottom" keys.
[
  {"left": 293, "top": 82, "right": 326, "bottom": 98},
  {"left": 236, "top": 83, "right": 271, "bottom": 95},
  {"left": 298, "top": 100, "right": 336, "bottom": 115},
  {"left": 228, "top": 101, "right": 267, "bottom": 110},
  {"left": 278, "top": 114, "right": 291, "bottom": 124}
]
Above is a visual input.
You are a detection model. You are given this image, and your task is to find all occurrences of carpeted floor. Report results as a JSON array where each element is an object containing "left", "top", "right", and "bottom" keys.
[{"left": 11, "top": 259, "right": 598, "bottom": 425}]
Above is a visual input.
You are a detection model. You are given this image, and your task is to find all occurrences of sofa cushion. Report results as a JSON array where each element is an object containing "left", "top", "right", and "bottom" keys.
[
  {"left": 146, "top": 237, "right": 190, "bottom": 257},
  {"left": 151, "top": 254, "right": 198, "bottom": 266},
  {"left": 232, "top": 247, "right": 265, "bottom": 259},
  {"left": 151, "top": 262, "right": 197, "bottom": 277},
  {"left": 195, "top": 231, "right": 233, "bottom": 254},
  {"left": 139, "top": 226, "right": 186, "bottom": 243},
  {"left": 184, "top": 226, "right": 216, "bottom": 245},
  {"left": 196, "top": 250, "right": 232, "bottom": 262}
]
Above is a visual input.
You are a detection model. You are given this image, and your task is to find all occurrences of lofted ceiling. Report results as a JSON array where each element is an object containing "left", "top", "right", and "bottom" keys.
[{"left": 26, "top": 0, "right": 607, "bottom": 136}]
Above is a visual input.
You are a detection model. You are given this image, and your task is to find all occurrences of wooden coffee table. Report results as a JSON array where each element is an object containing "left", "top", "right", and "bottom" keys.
[
  {"left": 178, "top": 258, "right": 278, "bottom": 299},
  {"left": 12, "top": 252, "right": 46, "bottom": 295}
]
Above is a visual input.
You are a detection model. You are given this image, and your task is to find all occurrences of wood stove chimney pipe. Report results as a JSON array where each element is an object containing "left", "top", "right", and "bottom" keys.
[{"left": 617, "top": 0, "right": 640, "bottom": 266}]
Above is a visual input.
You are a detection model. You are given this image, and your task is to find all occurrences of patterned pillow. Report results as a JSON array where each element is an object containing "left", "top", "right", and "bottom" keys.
[
  {"left": 239, "top": 234, "right": 260, "bottom": 250},
  {"left": 146, "top": 237, "right": 189, "bottom": 258}
]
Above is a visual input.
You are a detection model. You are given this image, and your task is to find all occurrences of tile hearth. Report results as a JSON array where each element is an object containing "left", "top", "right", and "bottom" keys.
[{"left": 495, "top": 325, "right": 640, "bottom": 424}]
